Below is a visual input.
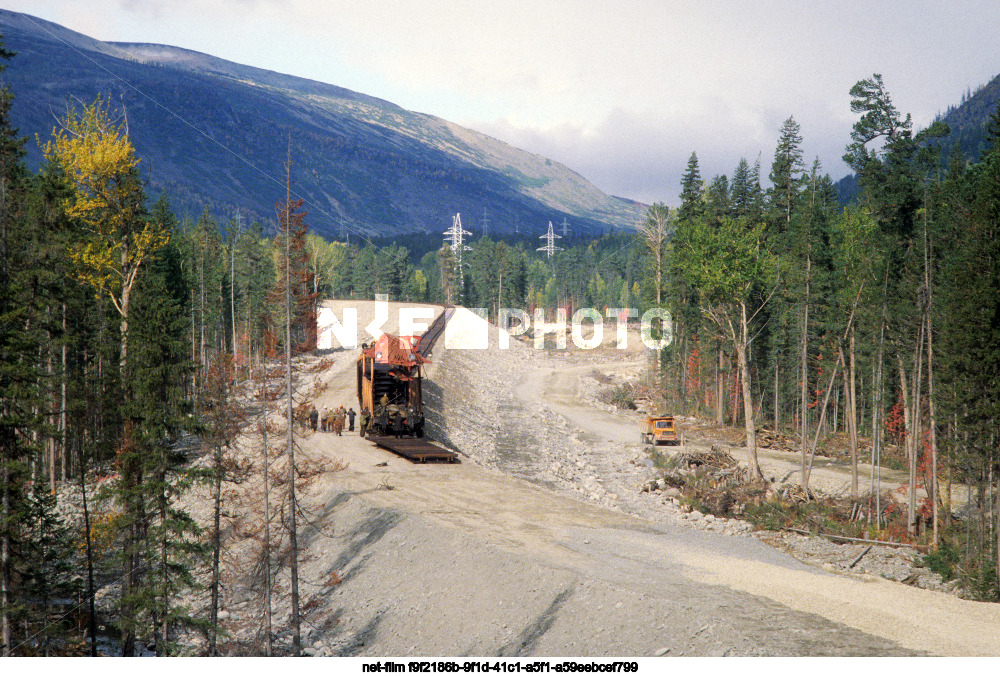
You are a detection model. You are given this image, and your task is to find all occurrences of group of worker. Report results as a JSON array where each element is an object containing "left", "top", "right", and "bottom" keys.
[
  {"left": 304, "top": 394, "right": 400, "bottom": 439},
  {"left": 308, "top": 405, "right": 356, "bottom": 436}
]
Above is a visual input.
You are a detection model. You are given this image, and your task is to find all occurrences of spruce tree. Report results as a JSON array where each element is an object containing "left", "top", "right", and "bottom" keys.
[
  {"left": 125, "top": 233, "right": 206, "bottom": 655},
  {"left": 730, "top": 158, "right": 754, "bottom": 218},
  {"left": 0, "top": 36, "right": 43, "bottom": 657},
  {"left": 678, "top": 151, "right": 704, "bottom": 223},
  {"left": 769, "top": 116, "right": 805, "bottom": 231}
]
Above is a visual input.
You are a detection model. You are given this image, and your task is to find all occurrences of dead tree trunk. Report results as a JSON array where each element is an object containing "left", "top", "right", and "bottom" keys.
[
  {"left": 208, "top": 441, "right": 222, "bottom": 656},
  {"left": 282, "top": 143, "right": 302, "bottom": 656},
  {"left": 716, "top": 339, "right": 724, "bottom": 425},
  {"left": 800, "top": 254, "right": 811, "bottom": 487},
  {"left": 848, "top": 325, "right": 859, "bottom": 499},
  {"left": 908, "top": 320, "right": 925, "bottom": 535}
]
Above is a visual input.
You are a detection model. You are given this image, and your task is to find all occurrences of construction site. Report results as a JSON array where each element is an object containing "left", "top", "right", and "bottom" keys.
[{"left": 122, "top": 299, "right": 999, "bottom": 657}]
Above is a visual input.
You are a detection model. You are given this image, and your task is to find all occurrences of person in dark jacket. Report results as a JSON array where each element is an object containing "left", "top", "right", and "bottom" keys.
[
  {"left": 347, "top": 407, "right": 356, "bottom": 432},
  {"left": 392, "top": 412, "right": 405, "bottom": 438},
  {"left": 309, "top": 406, "right": 319, "bottom": 432}
]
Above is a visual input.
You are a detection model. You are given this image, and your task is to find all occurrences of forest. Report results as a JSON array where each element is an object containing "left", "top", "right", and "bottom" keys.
[{"left": 2, "top": 25, "right": 1000, "bottom": 656}]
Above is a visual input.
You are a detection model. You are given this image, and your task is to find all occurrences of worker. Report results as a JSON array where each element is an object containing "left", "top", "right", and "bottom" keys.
[
  {"left": 309, "top": 406, "right": 318, "bottom": 432},
  {"left": 347, "top": 407, "right": 356, "bottom": 432},
  {"left": 321, "top": 406, "right": 329, "bottom": 432},
  {"left": 379, "top": 393, "right": 389, "bottom": 409},
  {"left": 333, "top": 407, "right": 345, "bottom": 436},
  {"left": 359, "top": 407, "right": 370, "bottom": 437},
  {"left": 392, "top": 412, "right": 405, "bottom": 439}
]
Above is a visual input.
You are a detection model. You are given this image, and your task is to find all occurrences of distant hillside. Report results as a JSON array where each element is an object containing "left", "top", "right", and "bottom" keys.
[
  {"left": 835, "top": 72, "right": 1000, "bottom": 206},
  {"left": 931, "top": 72, "right": 1000, "bottom": 162},
  {"left": 0, "top": 9, "right": 645, "bottom": 239}
]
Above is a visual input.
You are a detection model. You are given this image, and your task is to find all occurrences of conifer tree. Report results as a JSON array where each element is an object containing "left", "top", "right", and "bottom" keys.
[
  {"left": 769, "top": 116, "right": 805, "bottom": 230},
  {"left": 18, "top": 475, "right": 80, "bottom": 655},
  {"left": 0, "top": 37, "right": 43, "bottom": 656},
  {"left": 678, "top": 152, "right": 704, "bottom": 223},
  {"left": 730, "top": 158, "right": 756, "bottom": 218},
  {"left": 125, "top": 232, "right": 205, "bottom": 655}
]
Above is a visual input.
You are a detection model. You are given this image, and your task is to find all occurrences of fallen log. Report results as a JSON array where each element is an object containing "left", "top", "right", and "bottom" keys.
[
  {"left": 785, "top": 527, "right": 930, "bottom": 552},
  {"left": 848, "top": 545, "right": 873, "bottom": 568}
]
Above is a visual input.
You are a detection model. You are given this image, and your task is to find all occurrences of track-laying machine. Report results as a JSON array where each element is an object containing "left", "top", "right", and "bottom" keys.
[{"left": 356, "top": 330, "right": 457, "bottom": 462}]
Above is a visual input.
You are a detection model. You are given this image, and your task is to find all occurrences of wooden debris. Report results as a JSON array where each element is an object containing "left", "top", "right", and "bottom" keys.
[{"left": 849, "top": 545, "right": 873, "bottom": 569}]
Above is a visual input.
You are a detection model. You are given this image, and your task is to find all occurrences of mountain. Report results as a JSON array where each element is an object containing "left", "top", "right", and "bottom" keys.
[
  {"left": 930, "top": 72, "right": 1000, "bottom": 162},
  {"left": 0, "top": 9, "right": 645, "bottom": 239}
]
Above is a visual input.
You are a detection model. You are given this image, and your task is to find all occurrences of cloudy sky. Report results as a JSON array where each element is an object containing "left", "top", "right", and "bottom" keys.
[{"left": 5, "top": 0, "right": 1000, "bottom": 205}]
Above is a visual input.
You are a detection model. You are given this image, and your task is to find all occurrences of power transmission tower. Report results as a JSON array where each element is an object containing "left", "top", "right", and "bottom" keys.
[
  {"left": 443, "top": 212, "right": 472, "bottom": 290},
  {"left": 537, "top": 221, "right": 563, "bottom": 258},
  {"left": 560, "top": 217, "right": 570, "bottom": 238}
]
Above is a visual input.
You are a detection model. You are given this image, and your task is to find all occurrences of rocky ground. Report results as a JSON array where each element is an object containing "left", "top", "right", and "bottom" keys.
[{"left": 58, "top": 301, "right": 1000, "bottom": 656}]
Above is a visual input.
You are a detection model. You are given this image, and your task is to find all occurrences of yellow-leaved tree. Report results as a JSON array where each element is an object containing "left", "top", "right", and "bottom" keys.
[
  {"left": 43, "top": 96, "right": 168, "bottom": 375},
  {"left": 44, "top": 96, "right": 171, "bottom": 656}
]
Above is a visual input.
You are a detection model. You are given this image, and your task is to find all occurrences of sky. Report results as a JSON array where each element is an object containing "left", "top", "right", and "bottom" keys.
[{"left": 4, "top": 0, "right": 1000, "bottom": 206}]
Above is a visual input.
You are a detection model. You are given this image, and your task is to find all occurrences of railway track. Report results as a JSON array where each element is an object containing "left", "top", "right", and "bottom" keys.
[
  {"left": 366, "top": 435, "right": 458, "bottom": 463},
  {"left": 416, "top": 304, "right": 454, "bottom": 359}
]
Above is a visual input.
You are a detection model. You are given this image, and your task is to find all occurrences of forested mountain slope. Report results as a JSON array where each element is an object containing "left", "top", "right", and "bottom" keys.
[{"left": 931, "top": 72, "right": 1000, "bottom": 162}]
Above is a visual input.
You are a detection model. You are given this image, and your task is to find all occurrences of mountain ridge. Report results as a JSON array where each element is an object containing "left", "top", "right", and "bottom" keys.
[{"left": 1, "top": 9, "right": 644, "bottom": 238}]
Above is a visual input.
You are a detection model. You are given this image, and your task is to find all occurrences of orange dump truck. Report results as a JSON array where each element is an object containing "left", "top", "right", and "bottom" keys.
[{"left": 641, "top": 415, "right": 680, "bottom": 446}]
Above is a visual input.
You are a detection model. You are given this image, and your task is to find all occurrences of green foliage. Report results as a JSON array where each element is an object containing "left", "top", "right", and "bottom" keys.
[
  {"left": 769, "top": 116, "right": 805, "bottom": 227},
  {"left": 675, "top": 215, "right": 774, "bottom": 307},
  {"left": 920, "top": 539, "right": 960, "bottom": 581},
  {"left": 15, "top": 477, "right": 83, "bottom": 655},
  {"left": 678, "top": 152, "right": 704, "bottom": 223}
]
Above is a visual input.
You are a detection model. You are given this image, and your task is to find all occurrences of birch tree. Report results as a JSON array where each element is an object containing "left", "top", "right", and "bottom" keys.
[{"left": 674, "top": 215, "right": 776, "bottom": 480}]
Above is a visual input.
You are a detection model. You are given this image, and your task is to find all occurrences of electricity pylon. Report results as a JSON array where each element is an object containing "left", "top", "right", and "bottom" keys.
[
  {"left": 444, "top": 212, "right": 473, "bottom": 289},
  {"left": 537, "top": 221, "right": 563, "bottom": 258}
]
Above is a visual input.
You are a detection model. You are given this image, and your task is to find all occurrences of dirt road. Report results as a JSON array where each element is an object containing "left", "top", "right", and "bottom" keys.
[{"left": 220, "top": 302, "right": 1000, "bottom": 656}]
